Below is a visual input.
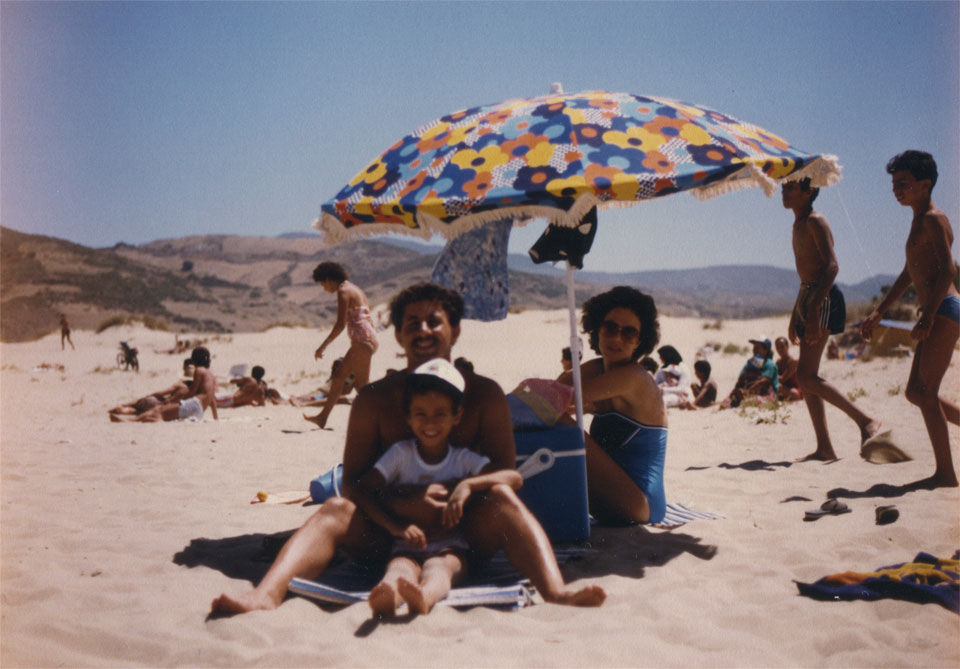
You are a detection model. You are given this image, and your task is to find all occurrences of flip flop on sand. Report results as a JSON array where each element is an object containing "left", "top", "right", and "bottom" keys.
[
  {"left": 875, "top": 505, "right": 899, "bottom": 525},
  {"left": 804, "top": 498, "right": 852, "bottom": 521},
  {"left": 859, "top": 430, "right": 912, "bottom": 464}
]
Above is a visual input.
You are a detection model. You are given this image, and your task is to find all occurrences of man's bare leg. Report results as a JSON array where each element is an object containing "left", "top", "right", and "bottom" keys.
[
  {"left": 796, "top": 335, "right": 881, "bottom": 461},
  {"left": 210, "top": 497, "right": 387, "bottom": 615},
  {"left": 370, "top": 557, "right": 419, "bottom": 618},
  {"left": 460, "top": 484, "right": 605, "bottom": 607},
  {"left": 397, "top": 553, "right": 462, "bottom": 615},
  {"left": 905, "top": 315, "right": 959, "bottom": 488}
]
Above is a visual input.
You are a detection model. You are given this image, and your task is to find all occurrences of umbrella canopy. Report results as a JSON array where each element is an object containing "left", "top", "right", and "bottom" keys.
[{"left": 316, "top": 89, "right": 840, "bottom": 242}]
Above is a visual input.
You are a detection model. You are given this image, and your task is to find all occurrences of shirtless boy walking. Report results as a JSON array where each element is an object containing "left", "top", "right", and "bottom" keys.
[
  {"left": 861, "top": 151, "right": 959, "bottom": 488},
  {"left": 784, "top": 178, "right": 881, "bottom": 461}
]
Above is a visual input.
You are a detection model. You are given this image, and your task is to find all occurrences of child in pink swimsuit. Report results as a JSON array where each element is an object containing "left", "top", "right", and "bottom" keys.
[{"left": 305, "top": 262, "right": 379, "bottom": 429}]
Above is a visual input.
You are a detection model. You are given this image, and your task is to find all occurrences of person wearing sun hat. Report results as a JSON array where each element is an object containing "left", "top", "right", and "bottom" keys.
[{"left": 720, "top": 335, "right": 780, "bottom": 409}]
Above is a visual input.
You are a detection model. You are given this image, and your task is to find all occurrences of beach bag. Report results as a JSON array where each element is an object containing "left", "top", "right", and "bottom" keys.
[
  {"left": 507, "top": 378, "right": 575, "bottom": 431},
  {"left": 309, "top": 464, "right": 343, "bottom": 503}
]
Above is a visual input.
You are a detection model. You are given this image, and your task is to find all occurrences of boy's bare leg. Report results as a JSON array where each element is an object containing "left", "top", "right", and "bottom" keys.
[
  {"left": 460, "top": 484, "right": 605, "bottom": 607},
  {"left": 397, "top": 553, "right": 462, "bottom": 615},
  {"left": 905, "top": 315, "right": 959, "bottom": 487},
  {"left": 211, "top": 497, "right": 388, "bottom": 615},
  {"left": 371, "top": 557, "right": 420, "bottom": 618},
  {"left": 796, "top": 335, "right": 881, "bottom": 461}
]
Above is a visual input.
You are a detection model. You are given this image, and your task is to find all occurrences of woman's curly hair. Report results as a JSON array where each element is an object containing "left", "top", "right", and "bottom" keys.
[{"left": 581, "top": 286, "right": 660, "bottom": 361}]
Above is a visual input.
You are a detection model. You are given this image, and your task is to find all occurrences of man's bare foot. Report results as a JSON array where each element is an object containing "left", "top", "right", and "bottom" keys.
[
  {"left": 859, "top": 418, "right": 883, "bottom": 444},
  {"left": 302, "top": 412, "right": 328, "bottom": 429},
  {"left": 369, "top": 582, "right": 399, "bottom": 618},
  {"left": 544, "top": 584, "right": 606, "bottom": 607},
  {"left": 397, "top": 577, "right": 434, "bottom": 615},
  {"left": 210, "top": 590, "right": 279, "bottom": 616},
  {"left": 796, "top": 450, "right": 839, "bottom": 463}
]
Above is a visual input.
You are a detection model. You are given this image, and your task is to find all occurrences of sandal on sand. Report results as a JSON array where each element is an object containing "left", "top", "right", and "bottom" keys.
[
  {"left": 804, "top": 499, "right": 852, "bottom": 521},
  {"left": 875, "top": 505, "right": 899, "bottom": 525}
]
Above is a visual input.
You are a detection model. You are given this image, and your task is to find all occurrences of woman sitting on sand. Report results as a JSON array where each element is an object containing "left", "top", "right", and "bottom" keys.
[
  {"left": 304, "top": 262, "right": 378, "bottom": 429},
  {"left": 558, "top": 286, "right": 668, "bottom": 525}
]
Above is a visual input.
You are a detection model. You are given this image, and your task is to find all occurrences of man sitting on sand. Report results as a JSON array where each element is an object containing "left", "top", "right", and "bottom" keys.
[
  {"left": 108, "top": 359, "right": 194, "bottom": 417},
  {"left": 861, "top": 151, "right": 959, "bottom": 487},
  {"left": 111, "top": 347, "right": 218, "bottom": 422},
  {"left": 211, "top": 282, "right": 604, "bottom": 615},
  {"left": 783, "top": 178, "right": 881, "bottom": 461}
]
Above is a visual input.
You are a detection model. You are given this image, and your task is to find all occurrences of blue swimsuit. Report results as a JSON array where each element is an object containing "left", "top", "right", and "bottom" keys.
[
  {"left": 935, "top": 295, "right": 960, "bottom": 324},
  {"left": 589, "top": 412, "right": 668, "bottom": 524}
]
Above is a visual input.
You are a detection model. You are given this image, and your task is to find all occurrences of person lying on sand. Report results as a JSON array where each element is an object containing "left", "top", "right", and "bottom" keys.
[
  {"left": 783, "top": 178, "right": 881, "bottom": 461},
  {"left": 108, "top": 359, "right": 194, "bottom": 416},
  {"left": 111, "top": 347, "right": 218, "bottom": 422},
  {"left": 289, "top": 358, "right": 356, "bottom": 408},
  {"left": 211, "top": 282, "right": 604, "bottom": 616},
  {"left": 216, "top": 365, "right": 278, "bottom": 408},
  {"left": 861, "top": 151, "right": 959, "bottom": 487}
]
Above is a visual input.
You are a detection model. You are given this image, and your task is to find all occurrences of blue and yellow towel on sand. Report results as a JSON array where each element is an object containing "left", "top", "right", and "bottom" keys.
[{"left": 796, "top": 550, "right": 959, "bottom": 613}]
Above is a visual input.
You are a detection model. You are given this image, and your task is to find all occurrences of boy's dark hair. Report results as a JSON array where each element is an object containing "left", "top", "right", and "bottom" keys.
[
  {"left": 639, "top": 357, "right": 659, "bottom": 374},
  {"left": 389, "top": 282, "right": 464, "bottom": 330},
  {"left": 251, "top": 365, "right": 265, "bottom": 381},
  {"left": 694, "top": 360, "right": 711, "bottom": 378},
  {"left": 191, "top": 346, "right": 211, "bottom": 368},
  {"left": 403, "top": 372, "right": 464, "bottom": 415},
  {"left": 798, "top": 177, "right": 820, "bottom": 204},
  {"left": 657, "top": 345, "right": 683, "bottom": 366},
  {"left": 582, "top": 286, "right": 660, "bottom": 361},
  {"left": 886, "top": 150, "right": 938, "bottom": 190},
  {"left": 312, "top": 261, "right": 348, "bottom": 284}
]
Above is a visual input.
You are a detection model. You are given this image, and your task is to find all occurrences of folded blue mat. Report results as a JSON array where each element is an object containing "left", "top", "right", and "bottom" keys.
[{"left": 796, "top": 550, "right": 959, "bottom": 613}]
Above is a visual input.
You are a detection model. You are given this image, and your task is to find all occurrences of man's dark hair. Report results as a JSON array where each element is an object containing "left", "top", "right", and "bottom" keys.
[
  {"left": 657, "top": 345, "right": 683, "bottom": 366},
  {"left": 251, "top": 365, "right": 265, "bottom": 381},
  {"left": 312, "top": 262, "right": 348, "bottom": 284},
  {"left": 402, "top": 372, "right": 464, "bottom": 415},
  {"left": 582, "top": 286, "right": 660, "bottom": 361},
  {"left": 798, "top": 177, "right": 820, "bottom": 204},
  {"left": 191, "top": 346, "right": 211, "bottom": 368},
  {"left": 389, "top": 282, "right": 464, "bottom": 330},
  {"left": 886, "top": 150, "right": 938, "bottom": 191},
  {"left": 694, "top": 360, "right": 711, "bottom": 378}
]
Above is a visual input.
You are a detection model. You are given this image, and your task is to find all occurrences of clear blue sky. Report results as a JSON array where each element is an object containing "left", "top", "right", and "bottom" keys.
[{"left": 2, "top": 1, "right": 957, "bottom": 283}]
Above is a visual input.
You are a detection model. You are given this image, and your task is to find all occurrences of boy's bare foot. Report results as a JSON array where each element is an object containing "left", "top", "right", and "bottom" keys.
[
  {"left": 369, "top": 582, "right": 399, "bottom": 618},
  {"left": 397, "top": 577, "right": 433, "bottom": 615},
  {"left": 544, "top": 584, "right": 606, "bottom": 607},
  {"left": 302, "top": 412, "right": 328, "bottom": 429},
  {"left": 210, "top": 590, "right": 279, "bottom": 616}
]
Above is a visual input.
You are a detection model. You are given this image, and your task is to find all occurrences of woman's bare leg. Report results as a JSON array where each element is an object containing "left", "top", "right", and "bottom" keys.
[
  {"left": 582, "top": 430, "right": 651, "bottom": 523},
  {"left": 304, "top": 344, "right": 371, "bottom": 429},
  {"left": 397, "top": 553, "right": 463, "bottom": 615}
]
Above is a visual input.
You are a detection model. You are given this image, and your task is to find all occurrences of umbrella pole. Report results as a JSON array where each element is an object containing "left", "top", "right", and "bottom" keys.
[{"left": 566, "top": 262, "right": 584, "bottom": 432}]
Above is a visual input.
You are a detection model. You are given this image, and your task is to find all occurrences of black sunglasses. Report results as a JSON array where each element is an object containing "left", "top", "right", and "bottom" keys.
[{"left": 599, "top": 320, "right": 640, "bottom": 342}]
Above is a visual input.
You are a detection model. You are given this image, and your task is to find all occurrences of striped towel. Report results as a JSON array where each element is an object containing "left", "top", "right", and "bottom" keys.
[{"left": 652, "top": 502, "right": 724, "bottom": 529}]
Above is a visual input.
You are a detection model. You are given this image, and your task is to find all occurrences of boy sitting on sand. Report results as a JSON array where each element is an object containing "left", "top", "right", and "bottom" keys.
[
  {"left": 678, "top": 360, "right": 717, "bottom": 410},
  {"left": 354, "top": 358, "right": 604, "bottom": 616},
  {"left": 861, "top": 151, "right": 959, "bottom": 488}
]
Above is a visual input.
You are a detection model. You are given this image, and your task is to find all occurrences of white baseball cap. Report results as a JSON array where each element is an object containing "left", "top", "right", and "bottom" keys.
[{"left": 412, "top": 358, "right": 465, "bottom": 393}]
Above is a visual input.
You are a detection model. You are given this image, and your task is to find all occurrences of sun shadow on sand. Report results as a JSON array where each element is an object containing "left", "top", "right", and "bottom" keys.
[
  {"left": 174, "top": 529, "right": 297, "bottom": 585},
  {"left": 827, "top": 478, "right": 949, "bottom": 500},
  {"left": 687, "top": 460, "right": 793, "bottom": 472},
  {"left": 561, "top": 526, "right": 717, "bottom": 581}
]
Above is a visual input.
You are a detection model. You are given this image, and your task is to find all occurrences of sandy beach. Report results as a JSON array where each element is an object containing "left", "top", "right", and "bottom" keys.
[{"left": 1, "top": 310, "right": 958, "bottom": 667}]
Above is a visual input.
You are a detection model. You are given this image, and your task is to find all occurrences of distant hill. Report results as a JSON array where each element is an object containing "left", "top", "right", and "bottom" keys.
[{"left": 1, "top": 226, "right": 897, "bottom": 342}]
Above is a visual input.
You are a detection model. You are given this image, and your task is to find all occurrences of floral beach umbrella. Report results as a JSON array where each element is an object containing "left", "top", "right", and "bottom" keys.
[
  {"left": 315, "top": 89, "right": 841, "bottom": 243},
  {"left": 313, "top": 88, "right": 842, "bottom": 432}
]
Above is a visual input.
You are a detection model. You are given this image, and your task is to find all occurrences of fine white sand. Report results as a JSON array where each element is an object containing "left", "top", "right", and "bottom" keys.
[{"left": 2, "top": 310, "right": 958, "bottom": 667}]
